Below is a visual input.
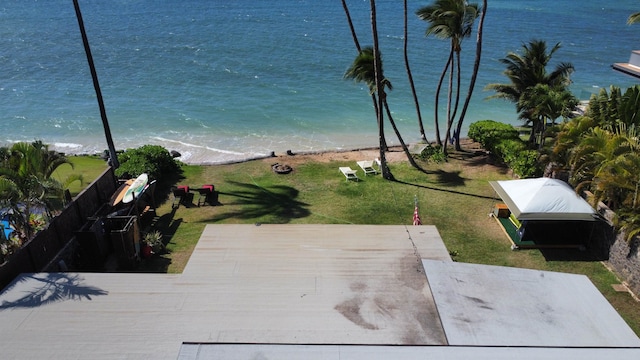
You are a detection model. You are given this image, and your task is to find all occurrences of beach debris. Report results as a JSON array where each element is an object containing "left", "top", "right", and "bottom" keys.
[{"left": 272, "top": 163, "right": 293, "bottom": 174}]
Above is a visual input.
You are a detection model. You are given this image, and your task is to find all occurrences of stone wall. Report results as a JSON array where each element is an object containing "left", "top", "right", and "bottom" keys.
[
  {"left": 607, "top": 233, "right": 640, "bottom": 297},
  {"left": 595, "top": 200, "right": 640, "bottom": 297}
]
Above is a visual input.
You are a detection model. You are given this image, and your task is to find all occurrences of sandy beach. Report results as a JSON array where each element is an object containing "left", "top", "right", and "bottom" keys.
[{"left": 246, "top": 138, "right": 485, "bottom": 168}]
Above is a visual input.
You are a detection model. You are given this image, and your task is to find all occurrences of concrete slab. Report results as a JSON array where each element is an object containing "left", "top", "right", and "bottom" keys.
[
  {"left": 178, "top": 343, "right": 640, "bottom": 360},
  {"left": 423, "top": 259, "right": 640, "bottom": 347},
  {"left": 0, "top": 224, "right": 449, "bottom": 359}
]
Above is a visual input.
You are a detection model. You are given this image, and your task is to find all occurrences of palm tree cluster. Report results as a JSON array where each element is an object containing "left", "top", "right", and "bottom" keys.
[
  {"left": 552, "top": 86, "right": 640, "bottom": 241},
  {"left": 340, "top": 0, "right": 487, "bottom": 178},
  {"left": 486, "top": 40, "right": 577, "bottom": 149},
  {"left": 0, "top": 141, "right": 80, "bottom": 254},
  {"left": 416, "top": 0, "right": 480, "bottom": 153}
]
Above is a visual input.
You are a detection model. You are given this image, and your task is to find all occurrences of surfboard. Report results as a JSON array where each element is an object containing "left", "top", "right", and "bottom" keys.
[
  {"left": 109, "top": 179, "right": 134, "bottom": 207},
  {"left": 122, "top": 173, "right": 149, "bottom": 204}
]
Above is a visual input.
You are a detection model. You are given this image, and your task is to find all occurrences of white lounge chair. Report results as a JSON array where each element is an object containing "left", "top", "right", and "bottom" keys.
[
  {"left": 357, "top": 160, "right": 378, "bottom": 175},
  {"left": 339, "top": 167, "right": 359, "bottom": 181}
]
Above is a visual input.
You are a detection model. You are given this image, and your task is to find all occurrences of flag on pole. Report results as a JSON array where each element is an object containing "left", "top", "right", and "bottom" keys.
[{"left": 413, "top": 196, "right": 422, "bottom": 226}]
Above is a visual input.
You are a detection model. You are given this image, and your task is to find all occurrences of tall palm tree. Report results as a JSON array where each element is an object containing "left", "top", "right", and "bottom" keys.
[
  {"left": 486, "top": 40, "right": 574, "bottom": 146},
  {"left": 72, "top": 0, "right": 119, "bottom": 169},
  {"left": 454, "top": 0, "right": 486, "bottom": 150},
  {"left": 340, "top": 0, "right": 385, "bottom": 151},
  {"left": 517, "top": 83, "right": 578, "bottom": 149},
  {"left": 417, "top": 0, "right": 479, "bottom": 150},
  {"left": 345, "top": 47, "right": 421, "bottom": 177},
  {"left": 404, "top": 0, "right": 427, "bottom": 142}
]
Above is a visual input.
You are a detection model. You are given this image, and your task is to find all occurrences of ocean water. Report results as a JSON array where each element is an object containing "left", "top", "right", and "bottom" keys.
[{"left": 0, "top": 0, "right": 638, "bottom": 164}]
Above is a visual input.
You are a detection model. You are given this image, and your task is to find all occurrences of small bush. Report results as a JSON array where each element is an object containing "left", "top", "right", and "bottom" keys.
[
  {"left": 470, "top": 120, "right": 540, "bottom": 177},
  {"left": 417, "top": 144, "right": 447, "bottom": 163},
  {"left": 115, "top": 145, "right": 181, "bottom": 180},
  {"left": 468, "top": 120, "right": 519, "bottom": 151}
]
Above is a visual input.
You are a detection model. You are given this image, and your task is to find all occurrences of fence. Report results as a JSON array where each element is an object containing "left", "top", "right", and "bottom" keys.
[{"left": 0, "top": 166, "right": 118, "bottom": 290}]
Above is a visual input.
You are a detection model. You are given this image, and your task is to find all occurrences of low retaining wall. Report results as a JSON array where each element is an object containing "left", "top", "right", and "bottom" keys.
[{"left": 607, "top": 233, "right": 640, "bottom": 297}]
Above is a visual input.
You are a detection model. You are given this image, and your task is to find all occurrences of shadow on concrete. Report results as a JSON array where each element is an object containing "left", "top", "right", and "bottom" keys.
[{"left": 0, "top": 273, "right": 108, "bottom": 310}]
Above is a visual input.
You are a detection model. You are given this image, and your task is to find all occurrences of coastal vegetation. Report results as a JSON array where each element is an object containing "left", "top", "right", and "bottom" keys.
[
  {"left": 115, "top": 144, "right": 182, "bottom": 183},
  {"left": 0, "top": 141, "right": 81, "bottom": 260},
  {"left": 486, "top": 39, "right": 577, "bottom": 149},
  {"left": 416, "top": 0, "right": 480, "bottom": 151},
  {"left": 551, "top": 85, "right": 640, "bottom": 242}
]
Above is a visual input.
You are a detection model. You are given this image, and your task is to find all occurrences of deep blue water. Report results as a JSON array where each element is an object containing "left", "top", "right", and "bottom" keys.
[{"left": 0, "top": 0, "right": 638, "bottom": 163}]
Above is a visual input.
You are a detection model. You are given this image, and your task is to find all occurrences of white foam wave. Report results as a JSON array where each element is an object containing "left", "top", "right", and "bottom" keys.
[
  {"left": 53, "top": 142, "right": 83, "bottom": 149},
  {"left": 152, "top": 136, "right": 245, "bottom": 155}
]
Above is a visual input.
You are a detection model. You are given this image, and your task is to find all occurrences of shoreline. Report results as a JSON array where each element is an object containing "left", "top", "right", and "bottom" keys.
[{"left": 67, "top": 140, "right": 479, "bottom": 167}]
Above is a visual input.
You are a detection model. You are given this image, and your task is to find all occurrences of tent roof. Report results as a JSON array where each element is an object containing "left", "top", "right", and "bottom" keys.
[{"left": 489, "top": 178, "right": 597, "bottom": 221}]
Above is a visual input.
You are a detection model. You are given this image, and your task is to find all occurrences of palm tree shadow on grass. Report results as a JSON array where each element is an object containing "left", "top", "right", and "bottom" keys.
[
  {"left": 208, "top": 181, "right": 310, "bottom": 223},
  {"left": 0, "top": 273, "right": 108, "bottom": 310},
  {"left": 395, "top": 178, "right": 499, "bottom": 201}
]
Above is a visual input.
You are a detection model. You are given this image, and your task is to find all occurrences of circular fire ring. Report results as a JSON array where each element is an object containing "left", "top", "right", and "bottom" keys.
[{"left": 272, "top": 163, "right": 293, "bottom": 174}]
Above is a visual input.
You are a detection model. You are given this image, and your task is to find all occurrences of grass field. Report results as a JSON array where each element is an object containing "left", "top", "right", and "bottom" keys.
[{"left": 60, "top": 147, "right": 640, "bottom": 335}]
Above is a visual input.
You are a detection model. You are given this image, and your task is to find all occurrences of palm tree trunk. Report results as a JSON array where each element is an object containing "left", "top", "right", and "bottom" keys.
[
  {"left": 444, "top": 51, "right": 463, "bottom": 155},
  {"left": 434, "top": 49, "right": 453, "bottom": 146},
  {"left": 370, "top": 0, "right": 393, "bottom": 180},
  {"left": 404, "top": 0, "right": 426, "bottom": 142},
  {"left": 443, "top": 52, "right": 454, "bottom": 155},
  {"left": 341, "top": 0, "right": 386, "bottom": 151},
  {"left": 383, "top": 100, "right": 422, "bottom": 170},
  {"left": 455, "top": 0, "right": 487, "bottom": 151},
  {"left": 72, "top": 0, "right": 119, "bottom": 169},
  {"left": 341, "top": 0, "right": 361, "bottom": 52}
]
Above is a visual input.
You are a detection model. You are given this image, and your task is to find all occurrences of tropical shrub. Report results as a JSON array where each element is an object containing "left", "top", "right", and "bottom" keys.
[
  {"left": 417, "top": 144, "right": 446, "bottom": 163},
  {"left": 468, "top": 120, "right": 519, "bottom": 150},
  {"left": 115, "top": 145, "right": 181, "bottom": 180},
  {"left": 0, "top": 141, "right": 76, "bottom": 243},
  {"left": 549, "top": 85, "right": 640, "bottom": 242},
  {"left": 469, "top": 120, "right": 540, "bottom": 177}
]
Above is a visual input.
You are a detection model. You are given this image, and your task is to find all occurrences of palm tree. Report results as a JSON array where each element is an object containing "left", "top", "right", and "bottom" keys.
[
  {"left": 340, "top": 0, "right": 385, "bottom": 152},
  {"left": 486, "top": 40, "right": 574, "bottom": 147},
  {"left": 517, "top": 83, "right": 578, "bottom": 149},
  {"left": 404, "top": 0, "right": 427, "bottom": 142},
  {"left": 454, "top": 0, "right": 486, "bottom": 150},
  {"left": 0, "top": 142, "right": 79, "bottom": 241},
  {"left": 72, "top": 0, "right": 119, "bottom": 169},
  {"left": 417, "top": 0, "right": 479, "bottom": 150},
  {"left": 345, "top": 47, "right": 421, "bottom": 178}
]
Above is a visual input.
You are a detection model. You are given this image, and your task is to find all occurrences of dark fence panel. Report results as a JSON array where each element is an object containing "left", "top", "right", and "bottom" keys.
[
  {"left": 52, "top": 205, "right": 84, "bottom": 247},
  {"left": 0, "top": 247, "right": 35, "bottom": 290},
  {"left": 25, "top": 230, "right": 62, "bottom": 270},
  {"left": 0, "top": 166, "right": 117, "bottom": 290}
]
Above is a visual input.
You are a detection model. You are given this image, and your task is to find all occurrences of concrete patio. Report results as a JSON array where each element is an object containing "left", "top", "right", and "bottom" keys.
[{"left": 0, "top": 224, "right": 639, "bottom": 359}]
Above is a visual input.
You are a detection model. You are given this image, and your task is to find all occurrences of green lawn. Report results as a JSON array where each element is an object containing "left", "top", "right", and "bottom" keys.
[{"left": 62, "top": 149, "right": 640, "bottom": 336}]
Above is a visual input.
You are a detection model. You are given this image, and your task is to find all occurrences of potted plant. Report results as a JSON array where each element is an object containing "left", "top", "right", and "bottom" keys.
[{"left": 142, "top": 230, "right": 164, "bottom": 258}]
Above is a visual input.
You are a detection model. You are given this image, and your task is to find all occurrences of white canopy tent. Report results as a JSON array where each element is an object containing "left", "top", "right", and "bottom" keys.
[{"left": 489, "top": 178, "right": 598, "bottom": 221}]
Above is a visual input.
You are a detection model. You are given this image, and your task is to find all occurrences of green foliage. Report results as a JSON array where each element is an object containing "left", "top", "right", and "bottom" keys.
[
  {"left": 115, "top": 145, "right": 181, "bottom": 180},
  {"left": 0, "top": 140, "right": 76, "bottom": 242},
  {"left": 469, "top": 120, "right": 540, "bottom": 177},
  {"left": 588, "top": 85, "right": 640, "bottom": 129},
  {"left": 416, "top": 144, "right": 447, "bottom": 163},
  {"left": 468, "top": 120, "right": 519, "bottom": 149},
  {"left": 143, "top": 230, "right": 165, "bottom": 254}
]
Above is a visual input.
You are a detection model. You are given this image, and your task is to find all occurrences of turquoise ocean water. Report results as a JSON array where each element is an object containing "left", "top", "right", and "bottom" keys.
[{"left": 1, "top": 0, "right": 638, "bottom": 163}]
